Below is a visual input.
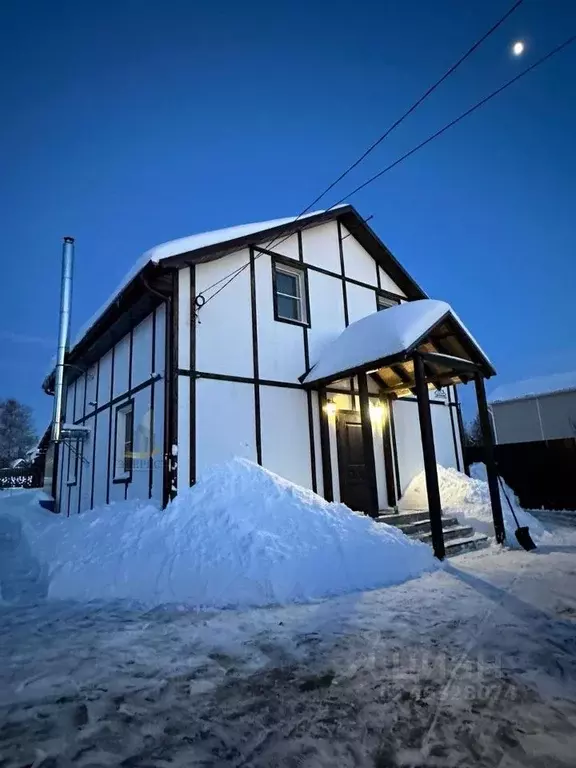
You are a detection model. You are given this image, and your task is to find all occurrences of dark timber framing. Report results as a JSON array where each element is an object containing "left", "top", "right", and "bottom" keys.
[
  {"left": 105, "top": 346, "right": 115, "bottom": 505},
  {"left": 380, "top": 394, "right": 397, "bottom": 508},
  {"left": 337, "top": 220, "right": 350, "bottom": 327},
  {"left": 249, "top": 248, "right": 263, "bottom": 464},
  {"left": 90, "top": 359, "right": 100, "bottom": 510},
  {"left": 318, "top": 388, "right": 334, "bottom": 502},
  {"left": 475, "top": 372, "right": 506, "bottom": 544},
  {"left": 163, "top": 273, "right": 178, "bottom": 506},
  {"left": 148, "top": 309, "right": 157, "bottom": 499},
  {"left": 413, "top": 353, "right": 445, "bottom": 560},
  {"left": 358, "top": 372, "right": 379, "bottom": 517},
  {"left": 300, "top": 232, "right": 317, "bottom": 492},
  {"left": 189, "top": 265, "right": 197, "bottom": 486}
]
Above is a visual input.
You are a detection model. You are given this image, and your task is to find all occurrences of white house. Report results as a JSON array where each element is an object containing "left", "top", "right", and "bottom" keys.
[{"left": 43, "top": 205, "right": 504, "bottom": 557}]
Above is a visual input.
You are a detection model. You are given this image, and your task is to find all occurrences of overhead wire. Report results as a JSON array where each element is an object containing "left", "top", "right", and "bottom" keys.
[{"left": 197, "top": 0, "right": 526, "bottom": 305}]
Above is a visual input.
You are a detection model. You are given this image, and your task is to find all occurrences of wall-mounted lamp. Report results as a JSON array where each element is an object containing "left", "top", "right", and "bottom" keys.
[
  {"left": 369, "top": 403, "right": 384, "bottom": 422},
  {"left": 325, "top": 399, "right": 338, "bottom": 417}
]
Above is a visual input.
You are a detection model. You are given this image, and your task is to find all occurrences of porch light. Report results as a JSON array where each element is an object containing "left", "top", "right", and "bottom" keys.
[
  {"left": 369, "top": 403, "right": 383, "bottom": 422},
  {"left": 325, "top": 400, "right": 337, "bottom": 416}
]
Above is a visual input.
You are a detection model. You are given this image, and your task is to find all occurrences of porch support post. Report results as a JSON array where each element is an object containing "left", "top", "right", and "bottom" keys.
[
  {"left": 413, "top": 353, "right": 445, "bottom": 560},
  {"left": 318, "top": 388, "right": 334, "bottom": 502},
  {"left": 358, "top": 372, "right": 379, "bottom": 517},
  {"left": 474, "top": 373, "right": 506, "bottom": 544}
]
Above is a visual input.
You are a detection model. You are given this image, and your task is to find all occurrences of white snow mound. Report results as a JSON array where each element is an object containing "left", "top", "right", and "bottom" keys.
[
  {"left": 1, "top": 459, "right": 437, "bottom": 608},
  {"left": 400, "top": 464, "right": 549, "bottom": 547}
]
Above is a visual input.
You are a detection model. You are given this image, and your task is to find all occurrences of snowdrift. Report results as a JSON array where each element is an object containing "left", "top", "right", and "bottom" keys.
[
  {"left": 0, "top": 459, "right": 437, "bottom": 608},
  {"left": 400, "top": 464, "right": 548, "bottom": 547}
]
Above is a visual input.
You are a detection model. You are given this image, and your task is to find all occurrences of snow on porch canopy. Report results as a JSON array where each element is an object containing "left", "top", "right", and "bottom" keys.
[{"left": 301, "top": 299, "right": 495, "bottom": 393}]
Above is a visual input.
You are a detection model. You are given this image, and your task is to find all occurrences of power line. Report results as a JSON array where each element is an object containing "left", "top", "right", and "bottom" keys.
[
  {"left": 200, "top": 30, "right": 575, "bottom": 309},
  {"left": 296, "top": 0, "right": 525, "bottom": 217},
  {"left": 328, "top": 33, "right": 576, "bottom": 205},
  {"left": 198, "top": 1, "right": 524, "bottom": 304}
]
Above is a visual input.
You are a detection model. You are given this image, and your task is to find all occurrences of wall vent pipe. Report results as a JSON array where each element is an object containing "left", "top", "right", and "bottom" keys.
[{"left": 51, "top": 236, "right": 75, "bottom": 443}]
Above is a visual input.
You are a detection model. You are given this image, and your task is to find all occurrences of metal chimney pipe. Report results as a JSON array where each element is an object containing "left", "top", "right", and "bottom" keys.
[{"left": 51, "top": 236, "right": 75, "bottom": 443}]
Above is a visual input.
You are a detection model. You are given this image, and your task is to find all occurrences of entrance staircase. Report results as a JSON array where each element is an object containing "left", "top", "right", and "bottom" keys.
[{"left": 376, "top": 509, "right": 490, "bottom": 556}]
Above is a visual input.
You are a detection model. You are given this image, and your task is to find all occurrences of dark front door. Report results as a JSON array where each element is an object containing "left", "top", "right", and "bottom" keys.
[{"left": 336, "top": 410, "right": 373, "bottom": 514}]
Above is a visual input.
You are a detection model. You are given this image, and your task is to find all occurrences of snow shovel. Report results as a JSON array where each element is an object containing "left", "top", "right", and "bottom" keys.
[{"left": 497, "top": 474, "right": 536, "bottom": 551}]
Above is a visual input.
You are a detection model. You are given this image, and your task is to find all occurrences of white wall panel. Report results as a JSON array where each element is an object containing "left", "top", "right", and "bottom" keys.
[
  {"left": 431, "top": 404, "right": 458, "bottom": 470},
  {"left": 98, "top": 350, "right": 113, "bottom": 405},
  {"left": 127, "top": 387, "right": 153, "bottom": 501},
  {"left": 255, "top": 253, "right": 306, "bottom": 382},
  {"left": 393, "top": 399, "right": 424, "bottom": 497},
  {"left": 151, "top": 379, "right": 164, "bottom": 499},
  {"left": 154, "top": 304, "right": 166, "bottom": 376},
  {"left": 311, "top": 391, "right": 323, "bottom": 496},
  {"left": 301, "top": 221, "right": 341, "bottom": 274},
  {"left": 131, "top": 314, "right": 153, "bottom": 387},
  {"left": 78, "top": 415, "right": 95, "bottom": 513},
  {"left": 74, "top": 375, "right": 86, "bottom": 421},
  {"left": 196, "top": 249, "right": 253, "bottom": 377},
  {"left": 113, "top": 334, "right": 130, "bottom": 398},
  {"left": 341, "top": 226, "right": 379, "bottom": 286},
  {"left": 346, "top": 283, "right": 377, "bottom": 325},
  {"left": 307, "top": 271, "right": 346, "bottom": 366},
  {"left": 260, "top": 386, "right": 312, "bottom": 489},
  {"left": 195, "top": 378, "right": 256, "bottom": 475},
  {"left": 178, "top": 267, "right": 191, "bottom": 369},
  {"left": 267, "top": 232, "right": 299, "bottom": 261},
  {"left": 177, "top": 375, "right": 190, "bottom": 489},
  {"left": 378, "top": 266, "right": 406, "bottom": 296},
  {"left": 92, "top": 409, "right": 111, "bottom": 508},
  {"left": 85, "top": 363, "right": 98, "bottom": 410}
]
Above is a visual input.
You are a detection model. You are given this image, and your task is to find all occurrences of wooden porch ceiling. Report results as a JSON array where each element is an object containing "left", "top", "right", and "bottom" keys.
[{"left": 373, "top": 318, "right": 479, "bottom": 397}]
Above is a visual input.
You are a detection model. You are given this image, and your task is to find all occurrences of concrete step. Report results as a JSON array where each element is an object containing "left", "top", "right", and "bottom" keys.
[
  {"left": 376, "top": 510, "right": 429, "bottom": 527},
  {"left": 417, "top": 524, "right": 474, "bottom": 544},
  {"left": 444, "top": 533, "right": 490, "bottom": 557},
  {"left": 398, "top": 517, "right": 459, "bottom": 536}
]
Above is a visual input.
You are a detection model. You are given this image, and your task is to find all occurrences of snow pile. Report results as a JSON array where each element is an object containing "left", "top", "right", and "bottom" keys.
[
  {"left": 0, "top": 459, "right": 437, "bottom": 608},
  {"left": 400, "top": 464, "right": 549, "bottom": 546}
]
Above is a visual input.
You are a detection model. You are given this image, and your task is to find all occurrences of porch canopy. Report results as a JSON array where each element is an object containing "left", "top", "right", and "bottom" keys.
[
  {"left": 300, "top": 299, "right": 495, "bottom": 392},
  {"left": 300, "top": 300, "right": 505, "bottom": 560}
]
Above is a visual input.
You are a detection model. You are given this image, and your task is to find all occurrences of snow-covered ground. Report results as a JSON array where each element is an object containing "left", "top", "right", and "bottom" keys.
[{"left": 1, "top": 470, "right": 576, "bottom": 766}]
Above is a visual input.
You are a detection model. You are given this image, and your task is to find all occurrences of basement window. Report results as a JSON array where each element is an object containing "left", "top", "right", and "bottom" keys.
[
  {"left": 114, "top": 401, "right": 134, "bottom": 482},
  {"left": 273, "top": 260, "right": 308, "bottom": 325},
  {"left": 377, "top": 294, "right": 400, "bottom": 311}
]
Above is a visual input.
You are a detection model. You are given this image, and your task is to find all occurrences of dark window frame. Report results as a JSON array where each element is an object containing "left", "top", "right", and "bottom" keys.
[
  {"left": 113, "top": 399, "right": 134, "bottom": 484},
  {"left": 376, "top": 290, "right": 402, "bottom": 312},
  {"left": 66, "top": 446, "right": 78, "bottom": 486},
  {"left": 271, "top": 255, "right": 311, "bottom": 328}
]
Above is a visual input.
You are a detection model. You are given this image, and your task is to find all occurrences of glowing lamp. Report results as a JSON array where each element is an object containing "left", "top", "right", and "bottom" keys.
[{"left": 325, "top": 400, "right": 337, "bottom": 416}]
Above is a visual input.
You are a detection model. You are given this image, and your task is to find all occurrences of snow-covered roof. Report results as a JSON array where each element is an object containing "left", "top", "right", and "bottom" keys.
[
  {"left": 490, "top": 371, "right": 576, "bottom": 404},
  {"left": 302, "top": 299, "right": 490, "bottom": 385},
  {"left": 71, "top": 208, "right": 341, "bottom": 350}
]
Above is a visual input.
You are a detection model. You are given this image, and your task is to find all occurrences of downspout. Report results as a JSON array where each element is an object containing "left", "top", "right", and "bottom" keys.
[{"left": 51, "top": 237, "right": 75, "bottom": 443}]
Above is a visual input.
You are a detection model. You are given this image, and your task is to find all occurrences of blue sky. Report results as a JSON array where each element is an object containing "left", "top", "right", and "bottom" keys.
[{"left": 1, "top": 0, "right": 575, "bottom": 431}]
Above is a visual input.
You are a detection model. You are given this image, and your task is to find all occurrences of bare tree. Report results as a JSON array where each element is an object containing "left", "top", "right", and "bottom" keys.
[
  {"left": 465, "top": 413, "right": 483, "bottom": 447},
  {"left": 0, "top": 399, "right": 37, "bottom": 467}
]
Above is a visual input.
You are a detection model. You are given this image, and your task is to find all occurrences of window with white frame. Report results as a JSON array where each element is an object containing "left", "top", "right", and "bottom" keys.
[
  {"left": 114, "top": 402, "right": 134, "bottom": 481},
  {"left": 377, "top": 294, "right": 400, "bottom": 311},
  {"left": 273, "top": 261, "right": 308, "bottom": 324}
]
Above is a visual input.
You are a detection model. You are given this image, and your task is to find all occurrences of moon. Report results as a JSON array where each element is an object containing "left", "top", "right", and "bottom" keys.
[{"left": 512, "top": 41, "right": 525, "bottom": 56}]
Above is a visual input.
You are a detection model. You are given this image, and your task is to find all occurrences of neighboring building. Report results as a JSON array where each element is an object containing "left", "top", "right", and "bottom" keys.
[
  {"left": 490, "top": 372, "right": 576, "bottom": 444},
  {"left": 42, "top": 205, "right": 495, "bottom": 537}
]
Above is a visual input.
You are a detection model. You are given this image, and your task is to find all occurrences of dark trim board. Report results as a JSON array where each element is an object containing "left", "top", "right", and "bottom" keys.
[
  {"left": 73, "top": 374, "right": 161, "bottom": 424},
  {"left": 389, "top": 398, "right": 402, "bottom": 499},
  {"left": 380, "top": 395, "right": 397, "bottom": 508},
  {"left": 318, "top": 389, "right": 334, "bottom": 502},
  {"left": 105, "top": 346, "right": 116, "bottom": 505},
  {"left": 90, "top": 359, "right": 100, "bottom": 510},
  {"left": 189, "top": 265, "right": 197, "bottom": 487},
  {"left": 249, "top": 249, "right": 263, "bottom": 464},
  {"left": 182, "top": 369, "right": 305, "bottom": 390},
  {"left": 337, "top": 220, "right": 350, "bottom": 326},
  {"left": 148, "top": 309, "right": 157, "bottom": 499}
]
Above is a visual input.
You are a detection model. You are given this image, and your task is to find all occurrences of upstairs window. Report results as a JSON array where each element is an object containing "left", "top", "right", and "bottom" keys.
[
  {"left": 114, "top": 401, "right": 134, "bottom": 482},
  {"left": 273, "top": 260, "right": 308, "bottom": 325},
  {"left": 377, "top": 293, "right": 400, "bottom": 312}
]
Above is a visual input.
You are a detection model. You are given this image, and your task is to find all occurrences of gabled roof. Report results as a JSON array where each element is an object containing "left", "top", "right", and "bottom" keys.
[
  {"left": 490, "top": 371, "right": 576, "bottom": 404},
  {"left": 44, "top": 204, "right": 428, "bottom": 392},
  {"left": 301, "top": 299, "right": 494, "bottom": 388}
]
